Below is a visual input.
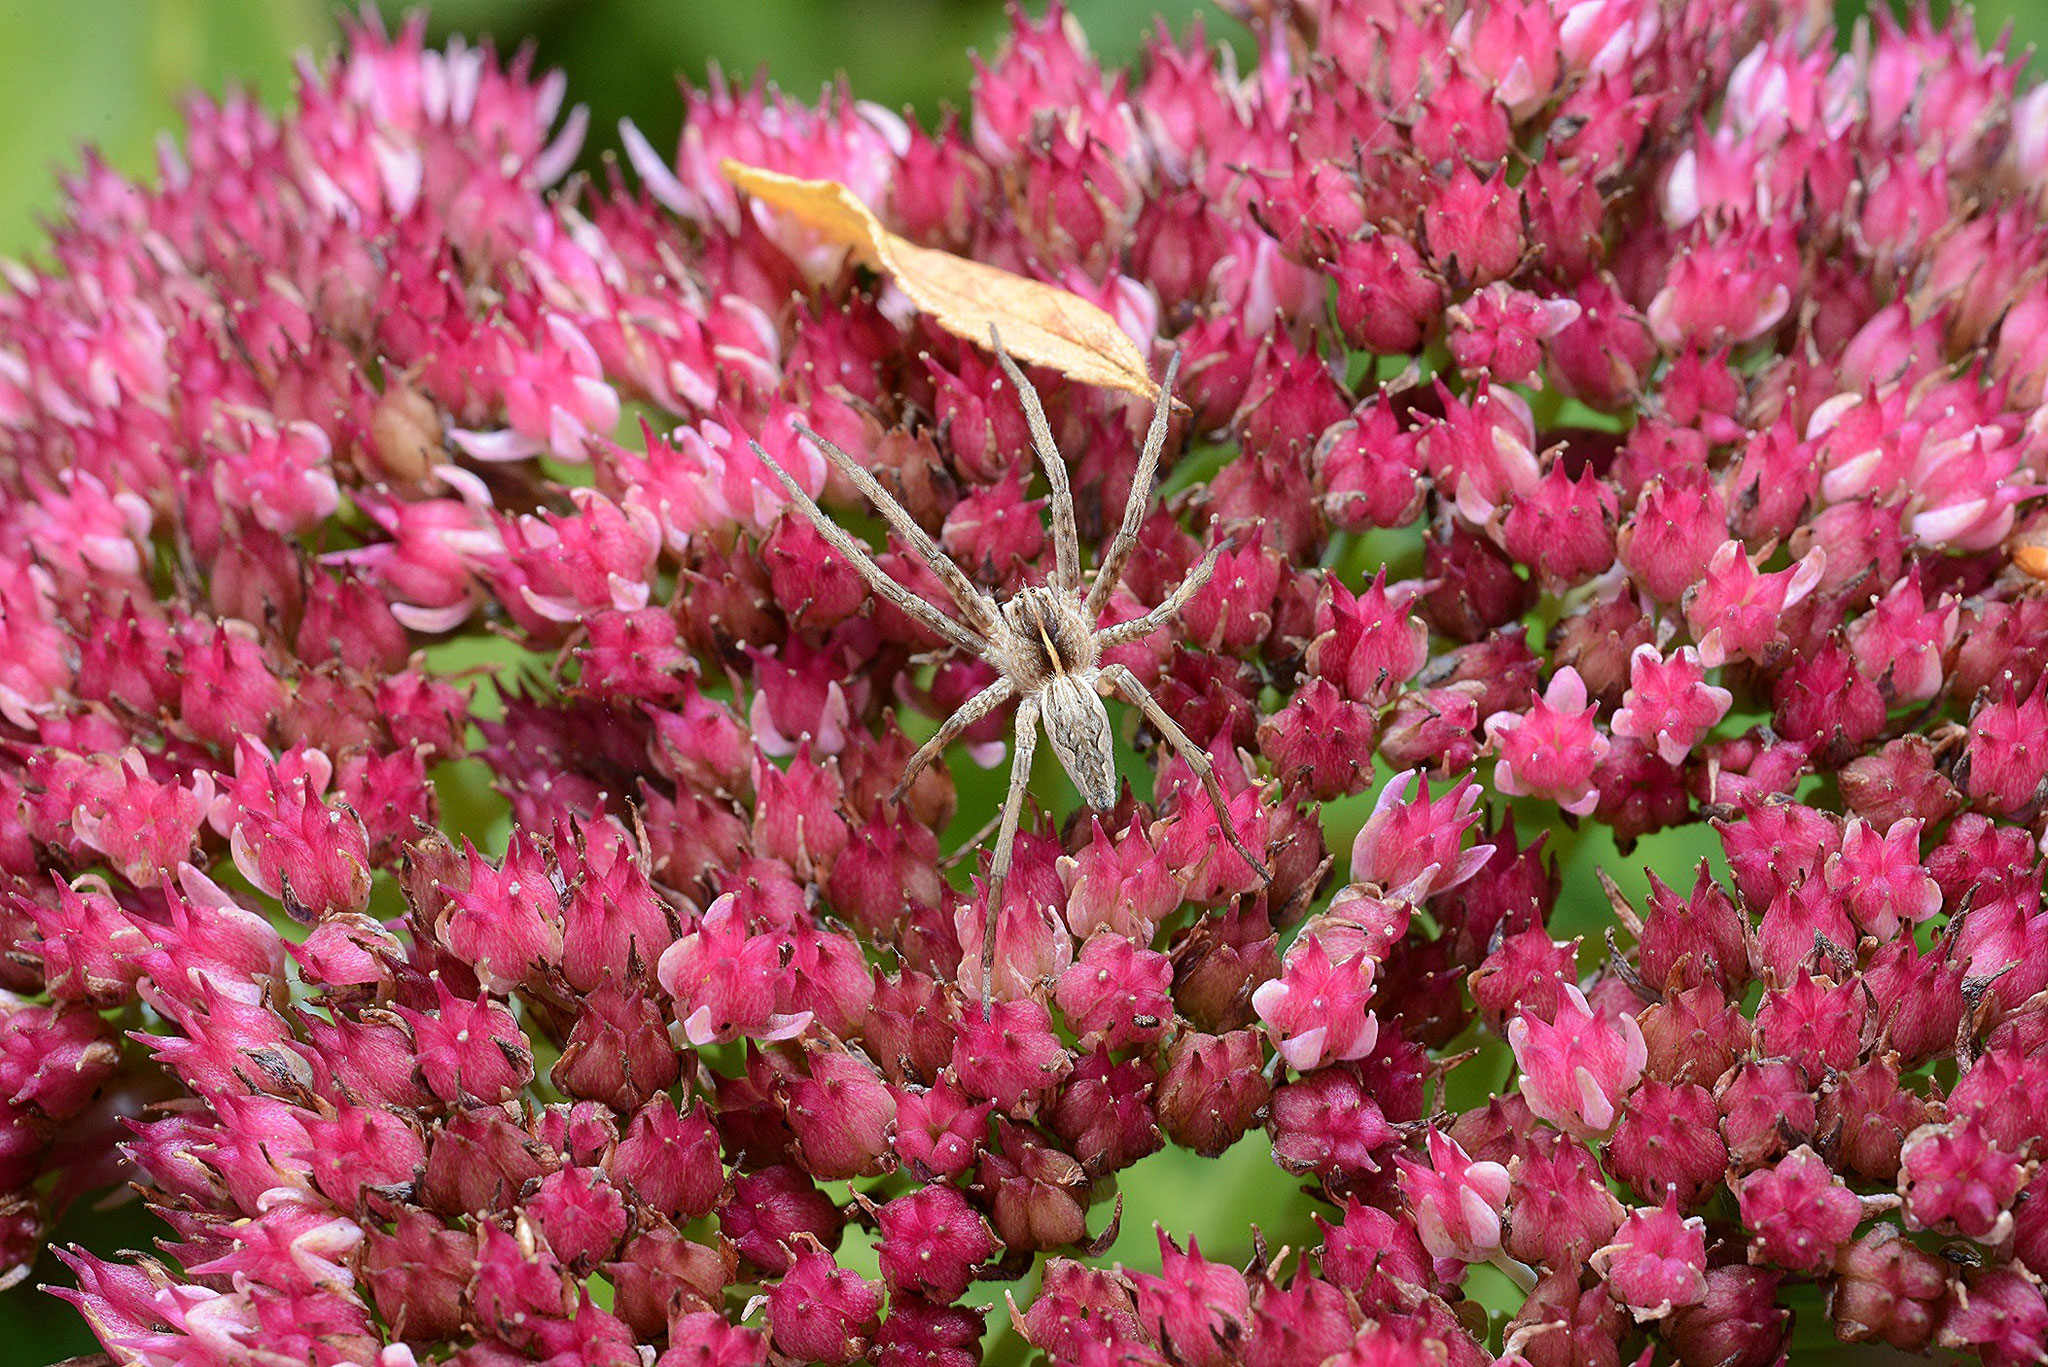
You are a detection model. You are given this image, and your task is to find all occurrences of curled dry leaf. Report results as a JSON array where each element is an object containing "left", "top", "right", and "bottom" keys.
[{"left": 721, "top": 158, "right": 1164, "bottom": 404}]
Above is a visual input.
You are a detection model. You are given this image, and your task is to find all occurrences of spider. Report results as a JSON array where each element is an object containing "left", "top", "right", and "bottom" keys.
[{"left": 750, "top": 333, "right": 1272, "bottom": 1010}]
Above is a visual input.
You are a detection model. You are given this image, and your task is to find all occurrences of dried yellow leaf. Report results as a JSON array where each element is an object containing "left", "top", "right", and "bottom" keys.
[{"left": 721, "top": 159, "right": 1163, "bottom": 403}]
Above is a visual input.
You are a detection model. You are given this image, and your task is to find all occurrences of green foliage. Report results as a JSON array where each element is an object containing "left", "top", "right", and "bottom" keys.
[{"left": 0, "top": 0, "right": 326, "bottom": 254}]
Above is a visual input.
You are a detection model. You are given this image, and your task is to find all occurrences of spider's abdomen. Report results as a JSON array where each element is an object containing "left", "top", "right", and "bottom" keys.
[
  {"left": 1041, "top": 674, "right": 1117, "bottom": 810},
  {"left": 1001, "top": 585, "right": 1098, "bottom": 691}
]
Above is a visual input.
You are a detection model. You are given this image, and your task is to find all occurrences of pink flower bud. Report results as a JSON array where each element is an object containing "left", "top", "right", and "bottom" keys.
[
  {"left": 1815, "top": 1057, "right": 1930, "bottom": 1185},
  {"left": 227, "top": 766, "right": 374, "bottom": 920},
  {"left": 298, "top": 1099, "right": 424, "bottom": 1211},
  {"left": 1394, "top": 1127, "right": 1510, "bottom": 1265},
  {"left": 394, "top": 977, "right": 534, "bottom": 1105},
  {"left": 1485, "top": 668, "right": 1610, "bottom": 817},
  {"left": 606, "top": 1224, "right": 734, "bottom": 1335},
  {"left": 1049, "top": 1045, "right": 1161, "bottom": 1176},
  {"left": 724, "top": 1165, "right": 840, "bottom": 1275},
  {"left": 1545, "top": 275, "right": 1656, "bottom": 409},
  {"left": 435, "top": 832, "right": 563, "bottom": 995},
  {"left": 1350, "top": 769, "right": 1494, "bottom": 905},
  {"left": 1129, "top": 1231, "right": 1250, "bottom": 1367},
  {"left": 1236, "top": 339, "right": 1351, "bottom": 464},
  {"left": 524, "top": 1165, "right": 628, "bottom": 1273},
  {"left": 1719, "top": 1058, "right": 1818, "bottom": 1170},
  {"left": 1900, "top": 1119, "right": 2025, "bottom": 1243},
  {"left": 1684, "top": 538, "right": 1826, "bottom": 668},
  {"left": 953, "top": 999, "right": 1071, "bottom": 1114},
  {"left": 657, "top": 893, "right": 811, "bottom": 1048},
  {"left": 975, "top": 1120, "right": 1089, "bottom": 1252},
  {"left": 1156, "top": 1029, "right": 1270, "bottom": 1157},
  {"left": 175, "top": 620, "right": 286, "bottom": 752},
  {"left": 875, "top": 1295, "right": 985, "bottom": 1367},
  {"left": 1636, "top": 861, "right": 1751, "bottom": 995},
  {"left": 550, "top": 982, "right": 677, "bottom": 1113},
  {"left": 1315, "top": 400, "right": 1425, "bottom": 533},
  {"left": 1508, "top": 983, "right": 1647, "bottom": 1139},
  {"left": 1610, "top": 645, "right": 1731, "bottom": 766},
  {"left": 1962, "top": 682, "right": 2048, "bottom": 817},
  {"left": 1939, "top": 1266, "right": 2048, "bottom": 1367},
  {"left": 1773, "top": 634, "right": 1889, "bottom": 758},
  {"left": 607, "top": 1097, "right": 723, "bottom": 1223},
  {"left": 1755, "top": 878, "right": 1855, "bottom": 982},
  {"left": 1756, "top": 974, "right": 1868, "bottom": 1079},
  {"left": 1662, "top": 1266, "right": 1788, "bottom": 1367},
  {"left": 1823, "top": 816, "right": 1941, "bottom": 942},
  {"left": 1468, "top": 926, "right": 1579, "bottom": 1034},
  {"left": 875, "top": 1183, "right": 997, "bottom": 1302},
  {"left": 784, "top": 1043, "right": 896, "bottom": 1181},
  {"left": 1590, "top": 1194, "right": 1708, "bottom": 1321},
  {"left": 1728, "top": 413, "right": 1821, "bottom": 543},
  {"left": 1422, "top": 380, "right": 1539, "bottom": 525},
  {"left": 1506, "top": 1130, "right": 1626, "bottom": 1269},
  {"left": 1717, "top": 794, "right": 1841, "bottom": 906},
  {"left": 1305, "top": 570, "right": 1428, "bottom": 709},
  {"left": 1735, "top": 1144, "right": 1867, "bottom": 1274},
  {"left": 1645, "top": 219, "right": 1796, "bottom": 351},
  {"left": 1056, "top": 934, "right": 1173, "bottom": 1052},
  {"left": 765, "top": 1237, "right": 881, "bottom": 1365},
  {"left": 1616, "top": 469, "right": 1729, "bottom": 606},
  {"left": 750, "top": 743, "right": 850, "bottom": 878},
  {"left": 1635, "top": 973, "right": 1747, "bottom": 1084},
  {"left": 865, "top": 969, "right": 964, "bottom": 1089},
  {"left": 1831, "top": 1223, "right": 1948, "bottom": 1352},
  {"left": 1251, "top": 934, "right": 1380, "bottom": 1073},
  {"left": 1423, "top": 522, "right": 1539, "bottom": 641},
  {"left": 1841, "top": 738, "right": 1963, "bottom": 831},
  {"left": 1421, "top": 162, "right": 1524, "bottom": 287},
  {"left": 360, "top": 1205, "right": 475, "bottom": 1342},
  {"left": 1016, "top": 1257, "right": 1147, "bottom": 1362},
  {"left": 1179, "top": 530, "right": 1283, "bottom": 657},
  {"left": 1055, "top": 816, "right": 1179, "bottom": 943},
  {"left": 749, "top": 639, "right": 860, "bottom": 766},
  {"left": 1241, "top": 1272, "right": 1354, "bottom": 1367},
  {"left": 1605, "top": 1082, "right": 1720, "bottom": 1205},
  {"left": 1330, "top": 231, "right": 1444, "bottom": 355},
  {"left": 1269, "top": 1064, "right": 1396, "bottom": 1183},
  {"left": 1500, "top": 459, "right": 1619, "bottom": 592},
  {"left": 0, "top": 1000, "right": 119, "bottom": 1124},
  {"left": 657, "top": 1311, "right": 766, "bottom": 1367},
  {"left": 1256, "top": 678, "right": 1378, "bottom": 802},
  {"left": 1446, "top": 283, "right": 1582, "bottom": 386},
  {"left": 16, "top": 876, "right": 148, "bottom": 1007},
  {"left": 892, "top": 1079, "right": 991, "bottom": 1181}
]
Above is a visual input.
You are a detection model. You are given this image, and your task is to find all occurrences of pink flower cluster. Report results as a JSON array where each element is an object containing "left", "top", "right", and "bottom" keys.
[{"left": 5, "top": 2, "right": 2048, "bottom": 1364}]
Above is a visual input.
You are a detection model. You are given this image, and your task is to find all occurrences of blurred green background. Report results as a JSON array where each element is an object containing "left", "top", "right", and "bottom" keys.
[{"left": 0, "top": 0, "right": 2044, "bottom": 1361}]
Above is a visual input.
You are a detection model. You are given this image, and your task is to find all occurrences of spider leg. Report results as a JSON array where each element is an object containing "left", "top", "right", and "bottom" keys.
[
  {"left": 1085, "top": 349, "right": 1183, "bottom": 617},
  {"left": 789, "top": 422, "right": 1006, "bottom": 638},
  {"left": 1097, "top": 662, "right": 1272, "bottom": 883},
  {"left": 978, "top": 693, "right": 1041, "bottom": 1014},
  {"left": 989, "top": 327, "right": 1080, "bottom": 593},
  {"left": 1092, "top": 531, "right": 1233, "bottom": 650},
  {"left": 749, "top": 440, "right": 988, "bottom": 657},
  {"left": 890, "top": 676, "right": 1017, "bottom": 804}
]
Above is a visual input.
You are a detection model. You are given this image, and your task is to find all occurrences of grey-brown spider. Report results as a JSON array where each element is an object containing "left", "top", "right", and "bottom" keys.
[{"left": 751, "top": 335, "right": 1272, "bottom": 1009}]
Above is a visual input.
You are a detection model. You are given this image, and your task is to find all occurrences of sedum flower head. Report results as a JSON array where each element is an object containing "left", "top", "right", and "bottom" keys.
[{"left": 4, "top": 3, "right": 2048, "bottom": 1365}]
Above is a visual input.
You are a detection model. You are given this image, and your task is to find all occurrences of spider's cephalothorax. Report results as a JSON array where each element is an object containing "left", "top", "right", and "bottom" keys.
[
  {"left": 752, "top": 332, "right": 1271, "bottom": 1011},
  {"left": 999, "top": 585, "right": 1117, "bottom": 811}
]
